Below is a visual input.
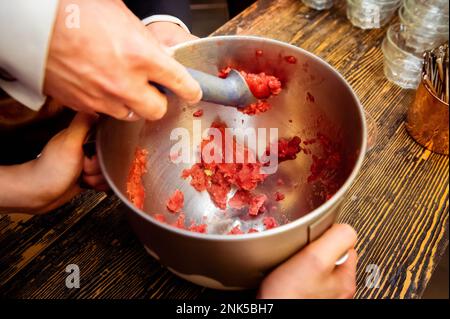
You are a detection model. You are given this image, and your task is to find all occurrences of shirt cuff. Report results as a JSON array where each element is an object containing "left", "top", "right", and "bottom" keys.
[
  {"left": 141, "top": 14, "right": 191, "bottom": 34},
  {"left": 0, "top": 0, "right": 59, "bottom": 111}
]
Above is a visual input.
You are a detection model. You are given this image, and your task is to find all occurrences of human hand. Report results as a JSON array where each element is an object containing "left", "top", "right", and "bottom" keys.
[
  {"left": 44, "top": 0, "right": 202, "bottom": 121},
  {"left": 258, "top": 224, "right": 358, "bottom": 299},
  {"left": 0, "top": 112, "right": 108, "bottom": 215},
  {"left": 146, "top": 21, "right": 198, "bottom": 48}
]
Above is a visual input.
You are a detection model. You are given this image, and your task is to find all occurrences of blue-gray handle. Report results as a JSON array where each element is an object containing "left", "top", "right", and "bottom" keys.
[
  {"left": 186, "top": 68, "right": 255, "bottom": 107},
  {"left": 151, "top": 68, "right": 255, "bottom": 107}
]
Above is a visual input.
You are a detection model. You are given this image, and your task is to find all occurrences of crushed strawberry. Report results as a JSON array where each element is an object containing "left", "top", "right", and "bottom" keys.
[
  {"left": 263, "top": 216, "right": 278, "bottom": 230},
  {"left": 173, "top": 213, "right": 186, "bottom": 229},
  {"left": 182, "top": 164, "right": 209, "bottom": 192},
  {"left": 153, "top": 214, "right": 166, "bottom": 223},
  {"left": 218, "top": 67, "right": 232, "bottom": 79},
  {"left": 307, "top": 133, "right": 345, "bottom": 201},
  {"left": 275, "top": 191, "right": 285, "bottom": 201},
  {"left": 284, "top": 56, "right": 297, "bottom": 64},
  {"left": 182, "top": 121, "right": 267, "bottom": 212},
  {"left": 193, "top": 109, "right": 204, "bottom": 117},
  {"left": 267, "top": 136, "right": 303, "bottom": 163},
  {"left": 126, "top": 147, "right": 148, "bottom": 210},
  {"left": 166, "top": 189, "right": 184, "bottom": 213},
  {"left": 218, "top": 67, "right": 282, "bottom": 115},
  {"left": 229, "top": 190, "right": 267, "bottom": 216},
  {"left": 240, "top": 71, "right": 282, "bottom": 99},
  {"left": 249, "top": 193, "right": 268, "bottom": 216},
  {"left": 228, "top": 225, "right": 244, "bottom": 235},
  {"left": 189, "top": 222, "right": 207, "bottom": 233},
  {"left": 239, "top": 101, "right": 272, "bottom": 115}
]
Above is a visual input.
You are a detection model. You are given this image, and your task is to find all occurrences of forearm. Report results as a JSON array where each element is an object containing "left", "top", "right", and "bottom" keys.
[
  {"left": 0, "top": 161, "right": 38, "bottom": 211},
  {"left": 0, "top": 157, "right": 81, "bottom": 214}
]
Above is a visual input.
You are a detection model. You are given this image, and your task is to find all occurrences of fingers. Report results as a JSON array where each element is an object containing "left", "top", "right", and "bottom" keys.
[
  {"left": 65, "top": 112, "right": 98, "bottom": 146},
  {"left": 146, "top": 49, "right": 202, "bottom": 105},
  {"left": 332, "top": 249, "right": 358, "bottom": 298},
  {"left": 123, "top": 110, "right": 142, "bottom": 121},
  {"left": 97, "top": 100, "right": 138, "bottom": 122},
  {"left": 334, "top": 248, "right": 358, "bottom": 277},
  {"left": 74, "top": 89, "right": 132, "bottom": 121},
  {"left": 126, "top": 83, "right": 168, "bottom": 120},
  {"left": 92, "top": 93, "right": 141, "bottom": 121},
  {"left": 83, "top": 155, "right": 101, "bottom": 176},
  {"left": 257, "top": 224, "right": 358, "bottom": 299},
  {"left": 83, "top": 174, "right": 106, "bottom": 188},
  {"left": 301, "top": 224, "right": 358, "bottom": 272},
  {"left": 81, "top": 155, "right": 109, "bottom": 191},
  {"left": 38, "top": 112, "right": 97, "bottom": 165}
]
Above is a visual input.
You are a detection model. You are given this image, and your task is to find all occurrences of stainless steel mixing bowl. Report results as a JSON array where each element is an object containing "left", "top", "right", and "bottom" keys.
[{"left": 97, "top": 36, "right": 367, "bottom": 289}]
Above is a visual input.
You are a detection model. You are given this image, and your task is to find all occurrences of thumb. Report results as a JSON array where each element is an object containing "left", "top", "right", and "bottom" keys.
[
  {"left": 67, "top": 111, "right": 98, "bottom": 136},
  {"left": 64, "top": 112, "right": 98, "bottom": 149},
  {"left": 40, "top": 112, "right": 98, "bottom": 159}
]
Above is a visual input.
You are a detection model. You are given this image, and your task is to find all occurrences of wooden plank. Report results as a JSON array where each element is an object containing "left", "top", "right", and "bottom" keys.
[
  {"left": 0, "top": 196, "right": 204, "bottom": 299},
  {"left": 339, "top": 127, "right": 448, "bottom": 299},
  {"left": 0, "top": 191, "right": 107, "bottom": 288}
]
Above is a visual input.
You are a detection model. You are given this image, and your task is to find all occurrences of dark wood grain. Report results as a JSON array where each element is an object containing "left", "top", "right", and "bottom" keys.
[
  {"left": 0, "top": 191, "right": 106, "bottom": 286},
  {"left": 1, "top": 196, "right": 205, "bottom": 299},
  {"left": 0, "top": 0, "right": 448, "bottom": 299}
]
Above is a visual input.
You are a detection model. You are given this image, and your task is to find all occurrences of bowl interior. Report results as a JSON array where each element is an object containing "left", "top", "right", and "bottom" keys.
[{"left": 97, "top": 36, "right": 365, "bottom": 235}]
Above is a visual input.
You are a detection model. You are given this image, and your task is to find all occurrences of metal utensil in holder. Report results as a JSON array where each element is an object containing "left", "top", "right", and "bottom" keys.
[{"left": 406, "top": 43, "right": 449, "bottom": 155}]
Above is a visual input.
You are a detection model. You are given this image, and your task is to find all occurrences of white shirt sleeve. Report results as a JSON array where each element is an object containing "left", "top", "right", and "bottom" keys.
[
  {"left": 141, "top": 14, "right": 191, "bottom": 34},
  {"left": 0, "top": 0, "right": 59, "bottom": 111}
]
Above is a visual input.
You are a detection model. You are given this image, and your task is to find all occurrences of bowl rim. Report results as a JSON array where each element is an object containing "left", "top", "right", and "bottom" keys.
[{"left": 97, "top": 35, "right": 368, "bottom": 241}]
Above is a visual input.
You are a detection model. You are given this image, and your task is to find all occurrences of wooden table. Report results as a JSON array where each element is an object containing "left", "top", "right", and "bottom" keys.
[{"left": 0, "top": 0, "right": 448, "bottom": 299}]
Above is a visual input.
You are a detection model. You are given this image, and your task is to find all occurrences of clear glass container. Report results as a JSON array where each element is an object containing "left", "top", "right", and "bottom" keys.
[
  {"left": 399, "top": 5, "right": 448, "bottom": 53},
  {"left": 381, "top": 23, "right": 424, "bottom": 89},
  {"left": 347, "top": 0, "right": 402, "bottom": 29},
  {"left": 404, "top": 0, "right": 449, "bottom": 20},
  {"left": 403, "top": 0, "right": 449, "bottom": 33},
  {"left": 302, "top": 0, "right": 334, "bottom": 10}
]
